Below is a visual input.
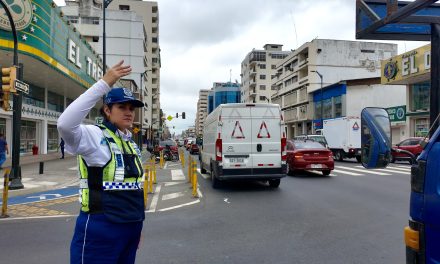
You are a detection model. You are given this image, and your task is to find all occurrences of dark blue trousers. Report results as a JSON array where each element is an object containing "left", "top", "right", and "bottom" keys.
[{"left": 70, "top": 211, "right": 143, "bottom": 264}]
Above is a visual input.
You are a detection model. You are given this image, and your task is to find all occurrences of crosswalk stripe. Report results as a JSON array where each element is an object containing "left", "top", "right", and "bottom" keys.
[
  {"left": 355, "top": 166, "right": 410, "bottom": 174},
  {"left": 171, "top": 169, "right": 186, "bottom": 181},
  {"left": 387, "top": 167, "right": 411, "bottom": 172},
  {"left": 337, "top": 166, "right": 391, "bottom": 175},
  {"left": 332, "top": 169, "right": 363, "bottom": 176},
  {"left": 394, "top": 165, "right": 412, "bottom": 169}
]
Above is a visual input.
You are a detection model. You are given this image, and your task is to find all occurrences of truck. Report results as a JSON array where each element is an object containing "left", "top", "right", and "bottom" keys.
[
  {"left": 321, "top": 117, "right": 362, "bottom": 162},
  {"left": 361, "top": 107, "right": 438, "bottom": 264},
  {"left": 200, "top": 103, "right": 287, "bottom": 188}
]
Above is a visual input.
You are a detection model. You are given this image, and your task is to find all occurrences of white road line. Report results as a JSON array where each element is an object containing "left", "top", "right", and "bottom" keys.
[
  {"left": 388, "top": 166, "right": 411, "bottom": 172},
  {"left": 0, "top": 214, "right": 77, "bottom": 221},
  {"left": 158, "top": 200, "right": 200, "bottom": 212},
  {"left": 164, "top": 162, "right": 168, "bottom": 169},
  {"left": 162, "top": 192, "right": 185, "bottom": 201},
  {"left": 164, "top": 182, "right": 185, "bottom": 187},
  {"left": 146, "top": 184, "right": 161, "bottom": 213},
  {"left": 68, "top": 166, "right": 77, "bottom": 170},
  {"left": 332, "top": 169, "right": 363, "bottom": 176},
  {"left": 337, "top": 166, "right": 391, "bottom": 176},
  {"left": 171, "top": 169, "right": 186, "bottom": 181},
  {"left": 355, "top": 166, "right": 410, "bottom": 174},
  {"left": 393, "top": 165, "right": 412, "bottom": 169},
  {"left": 309, "top": 171, "right": 336, "bottom": 177}
]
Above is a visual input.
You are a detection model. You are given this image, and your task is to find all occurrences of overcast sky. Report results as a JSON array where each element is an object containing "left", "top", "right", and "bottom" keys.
[{"left": 56, "top": 0, "right": 428, "bottom": 135}]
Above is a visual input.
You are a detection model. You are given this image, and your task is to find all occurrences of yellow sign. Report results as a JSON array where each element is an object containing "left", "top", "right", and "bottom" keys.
[
  {"left": 167, "top": 115, "right": 173, "bottom": 121},
  {"left": 381, "top": 44, "right": 431, "bottom": 85},
  {"left": 133, "top": 127, "right": 140, "bottom": 134}
]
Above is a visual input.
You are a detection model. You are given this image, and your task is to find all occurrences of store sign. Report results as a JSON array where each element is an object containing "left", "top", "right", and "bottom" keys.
[
  {"left": 381, "top": 44, "right": 431, "bottom": 84},
  {"left": 386, "top": 105, "right": 406, "bottom": 123},
  {"left": 0, "top": 0, "right": 33, "bottom": 31}
]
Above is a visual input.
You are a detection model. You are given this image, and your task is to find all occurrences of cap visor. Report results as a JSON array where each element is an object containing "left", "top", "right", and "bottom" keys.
[{"left": 113, "top": 99, "right": 144, "bottom": 108}]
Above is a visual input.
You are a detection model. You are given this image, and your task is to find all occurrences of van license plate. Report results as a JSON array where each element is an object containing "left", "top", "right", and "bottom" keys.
[
  {"left": 230, "top": 158, "right": 244, "bottom": 163},
  {"left": 311, "top": 164, "right": 322, "bottom": 169}
]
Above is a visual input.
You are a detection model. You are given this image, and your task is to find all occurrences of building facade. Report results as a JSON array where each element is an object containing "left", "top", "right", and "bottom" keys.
[
  {"left": 381, "top": 44, "right": 430, "bottom": 138},
  {"left": 207, "top": 82, "right": 241, "bottom": 114},
  {"left": 271, "top": 39, "right": 397, "bottom": 138},
  {"left": 240, "top": 44, "right": 290, "bottom": 103},
  {"left": 195, "top": 89, "right": 209, "bottom": 136},
  {"left": 62, "top": 0, "right": 160, "bottom": 143}
]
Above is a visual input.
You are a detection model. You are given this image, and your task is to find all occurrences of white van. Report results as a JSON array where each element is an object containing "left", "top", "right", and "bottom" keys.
[{"left": 200, "top": 103, "right": 287, "bottom": 188}]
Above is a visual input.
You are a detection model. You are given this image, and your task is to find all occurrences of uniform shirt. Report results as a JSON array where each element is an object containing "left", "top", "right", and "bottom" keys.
[
  {"left": 57, "top": 80, "right": 134, "bottom": 166},
  {"left": 0, "top": 138, "right": 7, "bottom": 154}
]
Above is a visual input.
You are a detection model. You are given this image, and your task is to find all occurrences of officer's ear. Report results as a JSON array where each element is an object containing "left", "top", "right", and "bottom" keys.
[{"left": 101, "top": 104, "right": 113, "bottom": 120}]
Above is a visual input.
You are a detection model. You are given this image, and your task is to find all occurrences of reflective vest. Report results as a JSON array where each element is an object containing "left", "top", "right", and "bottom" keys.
[{"left": 78, "top": 125, "right": 145, "bottom": 222}]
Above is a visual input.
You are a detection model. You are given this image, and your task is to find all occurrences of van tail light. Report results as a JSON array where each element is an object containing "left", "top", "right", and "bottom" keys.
[
  {"left": 216, "top": 138, "right": 222, "bottom": 162},
  {"left": 281, "top": 137, "right": 287, "bottom": 161}
]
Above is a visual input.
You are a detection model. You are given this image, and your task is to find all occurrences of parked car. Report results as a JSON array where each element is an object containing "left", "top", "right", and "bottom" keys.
[
  {"left": 294, "top": 134, "right": 329, "bottom": 148},
  {"left": 391, "top": 137, "right": 425, "bottom": 164},
  {"left": 286, "top": 139, "right": 334, "bottom": 176},
  {"left": 159, "top": 140, "right": 178, "bottom": 153},
  {"left": 189, "top": 143, "right": 199, "bottom": 155}
]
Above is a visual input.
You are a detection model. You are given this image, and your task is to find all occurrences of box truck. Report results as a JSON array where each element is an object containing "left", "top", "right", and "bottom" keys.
[
  {"left": 322, "top": 117, "right": 362, "bottom": 162},
  {"left": 200, "top": 103, "right": 287, "bottom": 188}
]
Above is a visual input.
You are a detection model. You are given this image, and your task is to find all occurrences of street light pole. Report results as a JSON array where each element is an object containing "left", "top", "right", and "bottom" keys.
[
  {"left": 312, "top": 70, "right": 323, "bottom": 131},
  {"left": 139, "top": 69, "right": 152, "bottom": 150},
  {"left": 102, "top": 0, "right": 113, "bottom": 74}
]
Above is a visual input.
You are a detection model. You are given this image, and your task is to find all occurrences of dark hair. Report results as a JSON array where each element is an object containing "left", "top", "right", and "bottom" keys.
[
  {"left": 0, "top": 133, "right": 3, "bottom": 137},
  {"left": 100, "top": 104, "right": 114, "bottom": 121}
]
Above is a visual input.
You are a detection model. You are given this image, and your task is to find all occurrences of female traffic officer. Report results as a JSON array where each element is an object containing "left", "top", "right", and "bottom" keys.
[{"left": 57, "top": 61, "right": 145, "bottom": 264}]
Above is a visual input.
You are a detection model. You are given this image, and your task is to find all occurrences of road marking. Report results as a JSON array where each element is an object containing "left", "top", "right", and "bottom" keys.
[
  {"left": 146, "top": 184, "right": 162, "bottom": 213},
  {"left": 158, "top": 200, "right": 200, "bottom": 212},
  {"left": 308, "top": 171, "right": 337, "bottom": 177},
  {"left": 224, "top": 198, "right": 230, "bottom": 204},
  {"left": 355, "top": 166, "right": 410, "bottom": 174},
  {"left": 0, "top": 214, "right": 77, "bottom": 221},
  {"left": 171, "top": 169, "right": 186, "bottom": 181},
  {"left": 0, "top": 178, "right": 58, "bottom": 190},
  {"left": 393, "top": 165, "right": 412, "bottom": 169},
  {"left": 164, "top": 162, "right": 168, "bottom": 169},
  {"left": 68, "top": 166, "right": 77, "bottom": 170},
  {"left": 164, "top": 182, "right": 185, "bottom": 187},
  {"left": 332, "top": 169, "right": 363, "bottom": 176},
  {"left": 197, "top": 168, "right": 210, "bottom": 179},
  {"left": 337, "top": 166, "right": 391, "bottom": 176},
  {"left": 27, "top": 194, "right": 62, "bottom": 200},
  {"left": 162, "top": 192, "right": 185, "bottom": 201},
  {"left": 388, "top": 166, "right": 411, "bottom": 172}
]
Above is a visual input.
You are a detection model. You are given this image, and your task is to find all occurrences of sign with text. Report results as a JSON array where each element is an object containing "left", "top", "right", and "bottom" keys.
[
  {"left": 386, "top": 105, "right": 406, "bottom": 123},
  {"left": 14, "top": 79, "right": 29, "bottom": 94}
]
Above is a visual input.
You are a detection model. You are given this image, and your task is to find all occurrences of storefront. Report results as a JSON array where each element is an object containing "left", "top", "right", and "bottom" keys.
[
  {"left": 381, "top": 44, "right": 430, "bottom": 138},
  {"left": 0, "top": 0, "right": 109, "bottom": 154}
]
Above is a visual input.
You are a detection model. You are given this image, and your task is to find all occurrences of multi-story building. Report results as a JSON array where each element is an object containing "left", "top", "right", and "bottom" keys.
[
  {"left": 62, "top": 0, "right": 160, "bottom": 143},
  {"left": 271, "top": 39, "right": 397, "bottom": 137},
  {"left": 241, "top": 44, "right": 291, "bottom": 103},
  {"left": 195, "top": 89, "right": 210, "bottom": 136},
  {"left": 207, "top": 82, "right": 241, "bottom": 114}
]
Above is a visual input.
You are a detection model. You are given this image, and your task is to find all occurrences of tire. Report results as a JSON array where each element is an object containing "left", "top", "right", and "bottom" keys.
[
  {"left": 201, "top": 160, "right": 207, "bottom": 173},
  {"left": 286, "top": 163, "right": 293, "bottom": 176},
  {"left": 355, "top": 156, "right": 361, "bottom": 163},
  {"left": 334, "top": 151, "right": 344, "bottom": 162},
  {"left": 269, "top": 179, "right": 281, "bottom": 188},
  {"left": 390, "top": 156, "right": 395, "bottom": 163},
  {"left": 322, "top": 170, "right": 331, "bottom": 176},
  {"left": 211, "top": 163, "right": 220, "bottom": 189}
]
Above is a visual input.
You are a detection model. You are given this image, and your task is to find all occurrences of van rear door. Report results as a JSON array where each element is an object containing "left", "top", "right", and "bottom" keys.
[
  {"left": 251, "top": 106, "right": 282, "bottom": 170},
  {"left": 221, "top": 106, "right": 253, "bottom": 170}
]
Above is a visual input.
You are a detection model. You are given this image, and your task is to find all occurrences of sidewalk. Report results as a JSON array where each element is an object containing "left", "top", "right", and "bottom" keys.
[{"left": 3, "top": 152, "right": 72, "bottom": 168}]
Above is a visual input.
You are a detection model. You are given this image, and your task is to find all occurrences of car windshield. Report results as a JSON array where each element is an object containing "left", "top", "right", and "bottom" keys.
[
  {"left": 160, "top": 140, "right": 176, "bottom": 147},
  {"left": 293, "top": 140, "right": 326, "bottom": 149}
]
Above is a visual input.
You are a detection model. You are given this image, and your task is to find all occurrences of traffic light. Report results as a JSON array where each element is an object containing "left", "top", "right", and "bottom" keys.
[
  {"left": 0, "top": 92, "right": 10, "bottom": 111},
  {"left": 1, "top": 66, "right": 17, "bottom": 93},
  {"left": 176, "top": 113, "right": 179, "bottom": 118},
  {"left": 182, "top": 112, "right": 186, "bottom": 119}
]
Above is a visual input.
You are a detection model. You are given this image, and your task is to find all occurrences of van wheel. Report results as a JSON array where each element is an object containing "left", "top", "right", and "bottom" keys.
[
  {"left": 269, "top": 179, "right": 280, "bottom": 188},
  {"left": 287, "top": 163, "right": 293, "bottom": 176},
  {"left": 211, "top": 163, "right": 220, "bottom": 189},
  {"left": 334, "top": 151, "right": 343, "bottom": 161},
  {"left": 201, "top": 163, "right": 206, "bottom": 174},
  {"left": 322, "top": 170, "right": 331, "bottom": 176}
]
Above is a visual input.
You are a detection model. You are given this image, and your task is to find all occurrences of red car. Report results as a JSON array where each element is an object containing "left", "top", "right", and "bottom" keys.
[
  {"left": 391, "top": 137, "right": 425, "bottom": 164},
  {"left": 158, "top": 140, "right": 178, "bottom": 153},
  {"left": 189, "top": 144, "right": 199, "bottom": 155},
  {"left": 286, "top": 139, "right": 334, "bottom": 176}
]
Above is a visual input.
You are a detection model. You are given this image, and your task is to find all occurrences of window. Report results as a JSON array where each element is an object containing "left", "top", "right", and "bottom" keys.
[
  {"left": 361, "top": 49, "right": 375, "bottom": 53},
  {"left": 249, "top": 51, "right": 266, "bottom": 62},
  {"left": 260, "top": 75, "right": 266, "bottom": 80},
  {"left": 412, "top": 82, "right": 430, "bottom": 111},
  {"left": 152, "top": 37, "right": 158, "bottom": 43},
  {"left": 119, "top": 5, "right": 130, "bottom": 10},
  {"left": 66, "top": 16, "right": 78, "bottom": 24},
  {"left": 20, "top": 120, "right": 36, "bottom": 153},
  {"left": 315, "top": 102, "right": 322, "bottom": 119},
  {"left": 334, "top": 96, "right": 342, "bottom": 117},
  {"left": 48, "top": 91, "right": 64, "bottom": 112},
  {"left": 260, "top": 96, "right": 267, "bottom": 101},
  {"left": 271, "top": 86, "right": 277, "bottom": 91},
  {"left": 259, "top": 64, "right": 266, "bottom": 69},
  {"left": 47, "top": 124, "right": 58, "bottom": 152},
  {"left": 323, "top": 99, "right": 332, "bottom": 118},
  {"left": 89, "top": 108, "right": 98, "bottom": 120},
  {"left": 92, "top": 36, "right": 99, "bottom": 42},
  {"left": 271, "top": 53, "right": 288, "bottom": 59},
  {"left": 271, "top": 65, "right": 276, "bottom": 69},
  {"left": 23, "top": 85, "right": 44, "bottom": 108},
  {"left": 82, "top": 16, "right": 99, "bottom": 25},
  {"left": 260, "top": 85, "right": 266, "bottom": 90},
  {"left": 66, "top": 98, "right": 74, "bottom": 107}
]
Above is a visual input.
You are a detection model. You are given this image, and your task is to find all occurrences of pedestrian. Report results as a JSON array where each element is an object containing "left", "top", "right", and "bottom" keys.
[
  {"left": 59, "top": 138, "right": 65, "bottom": 159},
  {"left": 57, "top": 61, "right": 145, "bottom": 264},
  {"left": 0, "top": 133, "right": 9, "bottom": 170}
]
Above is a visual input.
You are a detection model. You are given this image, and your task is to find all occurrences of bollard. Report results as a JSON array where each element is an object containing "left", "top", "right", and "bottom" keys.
[
  {"left": 1, "top": 169, "right": 11, "bottom": 218},
  {"left": 192, "top": 161, "right": 198, "bottom": 198},
  {"left": 181, "top": 149, "right": 185, "bottom": 168},
  {"left": 187, "top": 155, "right": 192, "bottom": 183},
  {"left": 149, "top": 162, "right": 154, "bottom": 194},
  {"left": 39, "top": 162, "right": 44, "bottom": 174},
  {"left": 143, "top": 165, "right": 149, "bottom": 208},
  {"left": 153, "top": 158, "right": 157, "bottom": 184}
]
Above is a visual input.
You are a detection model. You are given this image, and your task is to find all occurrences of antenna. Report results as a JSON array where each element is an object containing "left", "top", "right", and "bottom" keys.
[
  {"left": 229, "top": 69, "right": 232, "bottom": 83},
  {"left": 290, "top": 11, "right": 298, "bottom": 49}
]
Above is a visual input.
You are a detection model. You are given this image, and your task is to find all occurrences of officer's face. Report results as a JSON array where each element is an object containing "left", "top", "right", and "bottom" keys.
[{"left": 105, "top": 103, "right": 136, "bottom": 130}]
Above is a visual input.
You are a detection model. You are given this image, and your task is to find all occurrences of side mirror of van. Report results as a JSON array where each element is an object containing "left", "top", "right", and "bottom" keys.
[{"left": 361, "top": 107, "right": 392, "bottom": 169}]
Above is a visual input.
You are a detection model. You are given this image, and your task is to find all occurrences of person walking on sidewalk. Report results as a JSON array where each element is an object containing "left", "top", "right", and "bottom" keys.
[
  {"left": 57, "top": 61, "right": 145, "bottom": 264},
  {"left": 0, "top": 133, "right": 8, "bottom": 169},
  {"left": 59, "top": 138, "right": 65, "bottom": 159}
]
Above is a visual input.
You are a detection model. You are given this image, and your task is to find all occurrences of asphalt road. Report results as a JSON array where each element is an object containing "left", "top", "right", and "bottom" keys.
[{"left": 0, "top": 156, "right": 411, "bottom": 264}]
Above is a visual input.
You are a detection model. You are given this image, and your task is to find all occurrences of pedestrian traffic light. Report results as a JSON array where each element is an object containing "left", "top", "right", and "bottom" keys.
[
  {"left": 1, "top": 66, "right": 17, "bottom": 93},
  {"left": 182, "top": 112, "right": 186, "bottom": 119},
  {"left": 176, "top": 113, "right": 179, "bottom": 118}
]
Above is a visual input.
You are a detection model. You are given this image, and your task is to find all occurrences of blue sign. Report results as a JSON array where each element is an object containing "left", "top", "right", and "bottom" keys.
[{"left": 0, "top": 187, "right": 78, "bottom": 205}]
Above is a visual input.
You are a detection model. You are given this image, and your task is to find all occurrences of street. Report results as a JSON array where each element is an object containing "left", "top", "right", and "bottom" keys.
[{"left": 0, "top": 152, "right": 410, "bottom": 264}]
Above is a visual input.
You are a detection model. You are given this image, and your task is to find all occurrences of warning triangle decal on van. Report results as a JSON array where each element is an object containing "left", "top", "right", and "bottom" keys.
[
  {"left": 229, "top": 108, "right": 242, "bottom": 118},
  {"left": 231, "top": 121, "right": 245, "bottom": 139},
  {"left": 257, "top": 121, "right": 271, "bottom": 138},
  {"left": 262, "top": 107, "right": 276, "bottom": 118}
]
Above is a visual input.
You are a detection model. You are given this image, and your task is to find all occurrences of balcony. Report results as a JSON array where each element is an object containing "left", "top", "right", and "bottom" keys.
[
  {"left": 284, "top": 108, "right": 298, "bottom": 122},
  {"left": 298, "top": 104, "right": 309, "bottom": 120}
]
